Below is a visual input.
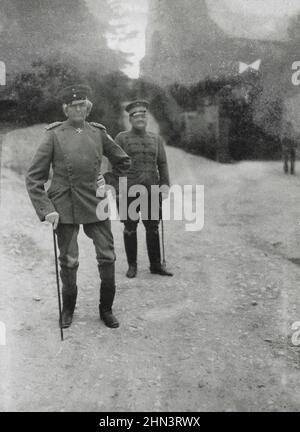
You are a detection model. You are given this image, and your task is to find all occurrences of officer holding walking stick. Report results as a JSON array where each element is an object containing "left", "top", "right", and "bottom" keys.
[
  {"left": 114, "top": 100, "right": 173, "bottom": 278},
  {"left": 26, "top": 84, "right": 131, "bottom": 329}
]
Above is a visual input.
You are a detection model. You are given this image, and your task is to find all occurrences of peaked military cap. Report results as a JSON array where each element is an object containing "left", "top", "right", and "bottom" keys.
[
  {"left": 125, "top": 100, "right": 149, "bottom": 115},
  {"left": 58, "top": 84, "right": 92, "bottom": 105}
]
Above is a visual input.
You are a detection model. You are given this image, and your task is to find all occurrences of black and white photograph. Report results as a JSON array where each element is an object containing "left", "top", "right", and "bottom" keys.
[{"left": 0, "top": 0, "right": 300, "bottom": 414}]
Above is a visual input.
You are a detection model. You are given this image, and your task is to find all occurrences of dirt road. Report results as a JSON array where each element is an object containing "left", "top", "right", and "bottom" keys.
[{"left": 0, "top": 125, "right": 300, "bottom": 411}]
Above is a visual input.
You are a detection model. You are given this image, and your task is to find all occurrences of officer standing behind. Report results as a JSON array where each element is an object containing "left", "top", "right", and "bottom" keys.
[
  {"left": 26, "top": 84, "right": 131, "bottom": 329},
  {"left": 281, "top": 120, "right": 297, "bottom": 175},
  {"left": 114, "top": 100, "right": 173, "bottom": 278}
]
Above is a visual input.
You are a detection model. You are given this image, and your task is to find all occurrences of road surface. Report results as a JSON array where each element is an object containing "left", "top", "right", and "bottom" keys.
[{"left": 0, "top": 124, "right": 300, "bottom": 411}]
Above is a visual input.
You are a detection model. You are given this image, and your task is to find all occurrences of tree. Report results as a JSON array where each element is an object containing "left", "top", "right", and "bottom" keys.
[
  {"left": 6, "top": 58, "right": 132, "bottom": 133},
  {"left": 0, "top": 0, "right": 127, "bottom": 79}
]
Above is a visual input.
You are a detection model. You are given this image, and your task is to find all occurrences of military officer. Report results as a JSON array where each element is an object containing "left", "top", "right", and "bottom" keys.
[
  {"left": 114, "top": 100, "right": 173, "bottom": 278},
  {"left": 26, "top": 84, "right": 131, "bottom": 329},
  {"left": 281, "top": 121, "right": 297, "bottom": 175}
]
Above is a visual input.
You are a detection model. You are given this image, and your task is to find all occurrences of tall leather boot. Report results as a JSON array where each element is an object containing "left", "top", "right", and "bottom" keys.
[
  {"left": 60, "top": 266, "right": 78, "bottom": 328},
  {"left": 98, "top": 263, "right": 119, "bottom": 328},
  {"left": 123, "top": 228, "right": 137, "bottom": 278},
  {"left": 283, "top": 154, "right": 288, "bottom": 174},
  {"left": 146, "top": 225, "right": 173, "bottom": 277},
  {"left": 291, "top": 156, "right": 295, "bottom": 175}
]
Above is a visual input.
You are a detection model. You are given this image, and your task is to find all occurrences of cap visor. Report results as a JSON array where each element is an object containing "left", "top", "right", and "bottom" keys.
[{"left": 68, "top": 99, "right": 87, "bottom": 106}]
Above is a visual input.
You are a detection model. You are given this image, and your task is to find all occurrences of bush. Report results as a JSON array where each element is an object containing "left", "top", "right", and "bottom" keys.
[
  {"left": 134, "top": 76, "right": 282, "bottom": 161},
  {"left": 4, "top": 58, "right": 131, "bottom": 135}
]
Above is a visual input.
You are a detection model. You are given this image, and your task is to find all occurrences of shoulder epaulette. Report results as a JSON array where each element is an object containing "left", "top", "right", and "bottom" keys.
[
  {"left": 116, "top": 131, "right": 128, "bottom": 138},
  {"left": 45, "top": 122, "right": 63, "bottom": 131},
  {"left": 89, "top": 122, "right": 107, "bottom": 132}
]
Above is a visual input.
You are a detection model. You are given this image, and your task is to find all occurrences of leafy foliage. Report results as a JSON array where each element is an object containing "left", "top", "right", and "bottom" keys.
[
  {"left": 3, "top": 59, "right": 131, "bottom": 137},
  {"left": 132, "top": 74, "right": 281, "bottom": 161},
  {"left": 0, "top": 0, "right": 127, "bottom": 76}
]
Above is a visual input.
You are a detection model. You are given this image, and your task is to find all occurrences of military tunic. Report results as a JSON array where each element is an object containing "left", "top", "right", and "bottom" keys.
[
  {"left": 114, "top": 128, "right": 171, "bottom": 270},
  {"left": 114, "top": 129, "right": 170, "bottom": 190},
  {"left": 26, "top": 121, "right": 131, "bottom": 224}
]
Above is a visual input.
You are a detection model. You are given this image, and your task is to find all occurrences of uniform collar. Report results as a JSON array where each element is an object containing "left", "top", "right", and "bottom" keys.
[
  {"left": 131, "top": 127, "right": 147, "bottom": 136},
  {"left": 64, "top": 120, "right": 87, "bottom": 132}
]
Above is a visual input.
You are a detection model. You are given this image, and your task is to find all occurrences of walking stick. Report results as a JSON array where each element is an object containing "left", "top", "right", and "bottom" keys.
[
  {"left": 52, "top": 229, "right": 64, "bottom": 341},
  {"left": 160, "top": 194, "right": 167, "bottom": 270},
  {"left": 161, "top": 218, "right": 167, "bottom": 270}
]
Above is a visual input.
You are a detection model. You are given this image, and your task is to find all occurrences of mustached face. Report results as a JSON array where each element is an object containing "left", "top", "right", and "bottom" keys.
[
  {"left": 129, "top": 112, "right": 148, "bottom": 130},
  {"left": 64, "top": 101, "right": 89, "bottom": 123}
]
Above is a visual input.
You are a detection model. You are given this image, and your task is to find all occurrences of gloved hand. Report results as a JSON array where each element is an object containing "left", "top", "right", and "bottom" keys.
[
  {"left": 45, "top": 211, "right": 60, "bottom": 230},
  {"left": 96, "top": 174, "right": 106, "bottom": 198}
]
